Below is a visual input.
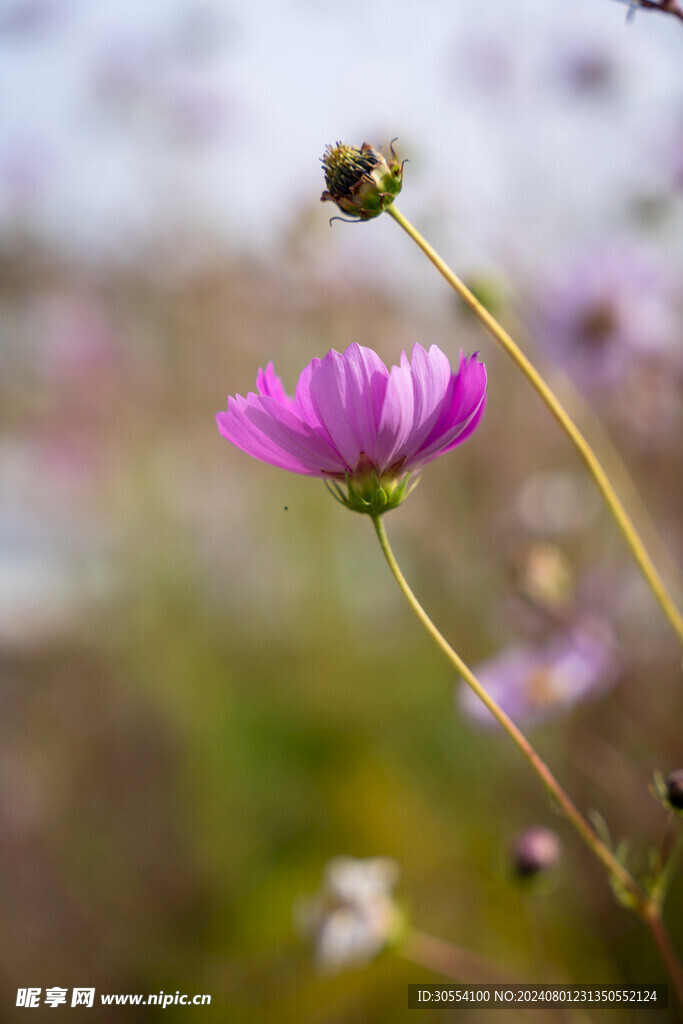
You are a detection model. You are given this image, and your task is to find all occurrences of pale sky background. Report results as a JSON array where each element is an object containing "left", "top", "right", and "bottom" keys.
[{"left": 1, "top": 0, "right": 682, "bottom": 282}]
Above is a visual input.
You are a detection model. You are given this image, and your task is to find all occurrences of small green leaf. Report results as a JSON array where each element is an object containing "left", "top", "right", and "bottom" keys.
[{"left": 588, "top": 809, "right": 613, "bottom": 851}]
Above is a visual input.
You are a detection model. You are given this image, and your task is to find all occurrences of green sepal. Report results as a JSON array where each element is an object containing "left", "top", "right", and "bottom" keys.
[
  {"left": 588, "top": 809, "right": 613, "bottom": 851},
  {"left": 587, "top": 811, "right": 646, "bottom": 911},
  {"left": 324, "top": 470, "right": 420, "bottom": 516},
  {"left": 650, "top": 770, "right": 669, "bottom": 807},
  {"left": 609, "top": 840, "right": 641, "bottom": 911}
]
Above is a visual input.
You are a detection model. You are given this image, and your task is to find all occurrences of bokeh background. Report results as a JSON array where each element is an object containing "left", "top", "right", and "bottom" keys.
[{"left": 1, "top": 0, "right": 682, "bottom": 1020}]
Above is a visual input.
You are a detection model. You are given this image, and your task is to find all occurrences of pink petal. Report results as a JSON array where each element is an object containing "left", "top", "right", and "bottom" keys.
[
  {"left": 306, "top": 344, "right": 390, "bottom": 470},
  {"left": 417, "top": 392, "right": 487, "bottom": 466},
  {"left": 244, "top": 395, "right": 345, "bottom": 474},
  {"left": 411, "top": 353, "right": 487, "bottom": 464},
  {"left": 256, "top": 363, "right": 297, "bottom": 412},
  {"left": 373, "top": 359, "right": 415, "bottom": 470},
  {"left": 217, "top": 344, "right": 487, "bottom": 484},
  {"left": 217, "top": 399, "right": 313, "bottom": 474},
  {"left": 217, "top": 392, "right": 342, "bottom": 476},
  {"left": 392, "top": 344, "right": 451, "bottom": 461}
]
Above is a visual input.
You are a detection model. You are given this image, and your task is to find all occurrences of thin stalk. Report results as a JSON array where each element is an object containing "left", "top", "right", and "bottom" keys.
[
  {"left": 371, "top": 515, "right": 637, "bottom": 895},
  {"left": 371, "top": 513, "right": 683, "bottom": 1006},
  {"left": 403, "top": 928, "right": 520, "bottom": 983},
  {"left": 385, "top": 204, "right": 683, "bottom": 646},
  {"left": 645, "top": 904, "right": 683, "bottom": 1002},
  {"left": 545, "top": 363, "right": 683, "bottom": 597},
  {"left": 404, "top": 933, "right": 585, "bottom": 1024}
]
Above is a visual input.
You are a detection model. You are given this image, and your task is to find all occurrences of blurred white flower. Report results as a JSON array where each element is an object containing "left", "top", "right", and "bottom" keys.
[{"left": 295, "top": 856, "right": 402, "bottom": 971}]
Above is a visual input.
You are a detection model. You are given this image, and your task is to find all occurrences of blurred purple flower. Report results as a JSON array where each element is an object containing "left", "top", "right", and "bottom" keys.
[
  {"left": 532, "top": 244, "right": 678, "bottom": 390},
  {"left": 458, "top": 617, "right": 620, "bottom": 728},
  {"left": 93, "top": 30, "right": 231, "bottom": 147},
  {"left": 0, "top": 138, "right": 52, "bottom": 213},
  {"left": 160, "top": 76, "right": 231, "bottom": 145},
  {"left": 216, "top": 344, "right": 486, "bottom": 509},
  {"left": 551, "top": 39, "right": 617, "bottom": 97},
  {"left": 93, "top": 35, "right": 163, "bottom": 104},
  {"left": 0, "top": 0, "right": 66, "bottom": 39},
  {"left": 35, "top": 292, "right": 119, "bottom": 385},
  {"left": 451, "top": 33, "right": 516, "bottom": 95},
  {"left": 663, "top": 118, "right": 683, "bottom": 191}
]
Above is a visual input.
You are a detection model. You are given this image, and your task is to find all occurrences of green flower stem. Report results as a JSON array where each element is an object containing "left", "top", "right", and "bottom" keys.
[
  {"left": 370, "top": 516, "right": 637, "bottom": 893},
  {"left": 370, "top": 513, "right": 683, "bottom": 1005},
  {"left": 385, "top": 204, "right": 683, "bottom": 646},
  {"left": 645, "top": 903, "right": 683, "bottom": 1007},
  {"left": 546, "top": 364, "right": 683, "bottom": 599}
]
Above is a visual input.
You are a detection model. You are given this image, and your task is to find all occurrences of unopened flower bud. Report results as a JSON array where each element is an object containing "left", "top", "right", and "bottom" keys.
[
  {"left": 321, "top": 141, "right": 403, "bottom": 220},
  {"left": 665, "top": 769, "right": 683, "bottom": 810},
  {"left": 512, "top": 827, "right": 562, "bottom": 877}
]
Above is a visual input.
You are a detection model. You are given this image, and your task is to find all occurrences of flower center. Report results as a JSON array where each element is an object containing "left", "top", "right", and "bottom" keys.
[
  {"left": 322, "top": 143, "right": 379, "bottom": 198},
  {"left": 575, "top": 301, "right": 618, "bottom": 348},
  {"left": 526, "top": 666, "right": 557, "bottom": 708}
]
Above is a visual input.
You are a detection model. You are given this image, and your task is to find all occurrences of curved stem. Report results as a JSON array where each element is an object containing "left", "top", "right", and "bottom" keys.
[
  {"left": 403, "top": 928, "right": 520, "bottom": 983},
  {"left": 371, "top": 515, "right": 637, "bottom": 895},
  {"left": 545, "top": 364, "right": 683, "bottom": 597},
  {"left": 644, "top": 904, "right": 683, "bottom": 1005},
  {"left": 403, "top": 931, "right": 583, "bottom": 1024},
  {"left": 385, "top": 204, "right": 683, "bottom": 646},
  {"left": 370, "top": 513, "right": 683, "bottom": 1005}
]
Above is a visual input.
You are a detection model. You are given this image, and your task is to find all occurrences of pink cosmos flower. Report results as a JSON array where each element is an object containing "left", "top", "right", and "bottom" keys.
[{"left": 216, "top": 343, "right": 487, "bottom": 513}]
